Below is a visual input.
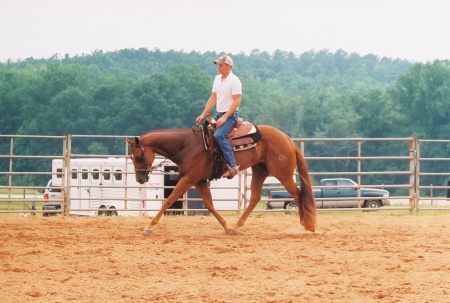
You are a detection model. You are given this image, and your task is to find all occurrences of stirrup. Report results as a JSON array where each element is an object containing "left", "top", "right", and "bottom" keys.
[{"left": 223, "top": 164, "right": 240, "bottom": 179}]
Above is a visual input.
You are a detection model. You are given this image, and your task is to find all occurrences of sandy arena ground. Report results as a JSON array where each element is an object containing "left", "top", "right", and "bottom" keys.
[{"left": 1, "top": 213, "right": 449, "bottom": 303}]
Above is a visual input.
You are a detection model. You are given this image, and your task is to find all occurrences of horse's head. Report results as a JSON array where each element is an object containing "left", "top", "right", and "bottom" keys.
[{"left": 126, "top": 137, "right": 155, "bottom": 184}]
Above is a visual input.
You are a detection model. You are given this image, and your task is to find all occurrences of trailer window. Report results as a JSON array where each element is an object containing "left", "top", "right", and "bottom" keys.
[
  {"left": 103, "top": 169, "right": 111, "bottom": 180},
  {"left": 168, "top": 170, "right": 179, "bottom": 181},
  {"left": 93, "top": 169, "right": 99, "bottom": 180},
  {"left": 115, "top": 169, "right": 122, "bottom": 181},
  {"left": 82, "top": 169, "right": 88, "bottom": 179},
  {"left": 71, "top": 169, "right": 78, "bottom": 179},
  {"left": 56, "top": 168, "right": 63, "bottom": 179}
]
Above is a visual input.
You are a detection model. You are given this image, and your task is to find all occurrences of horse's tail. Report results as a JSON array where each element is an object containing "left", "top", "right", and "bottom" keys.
[{"left": 295, "top": 145, "right": 317, "bottom": 232}]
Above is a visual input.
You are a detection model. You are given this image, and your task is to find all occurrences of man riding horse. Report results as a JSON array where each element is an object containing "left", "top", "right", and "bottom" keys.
[
  {"left": 196, "top": 55, "right": 241, "bottom": 179},
  {"left": 127, "top": 55, "right": 317, "bottom": 235}
]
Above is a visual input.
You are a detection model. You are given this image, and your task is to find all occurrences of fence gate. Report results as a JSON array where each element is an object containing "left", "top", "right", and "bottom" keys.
[
  {"left": 416, "top": 139, "right": 450, "bottom": 212},
  {"left": 0, "top": 135, "right": 67, "bottom": 216}
]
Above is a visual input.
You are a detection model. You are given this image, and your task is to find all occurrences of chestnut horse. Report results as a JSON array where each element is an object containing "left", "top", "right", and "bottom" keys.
[{"left": 127, "top": 125, "right": 316, "bottom": 235}]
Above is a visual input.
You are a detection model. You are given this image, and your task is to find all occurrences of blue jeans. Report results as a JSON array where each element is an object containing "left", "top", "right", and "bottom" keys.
[{"left": 213, "top": 112, "right": 238, "bottom": 167}]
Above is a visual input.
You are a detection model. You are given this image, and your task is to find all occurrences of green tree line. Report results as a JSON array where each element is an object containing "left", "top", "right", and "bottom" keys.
[{"left": 1, "top": 48, "right": 449, "bottom": 191}]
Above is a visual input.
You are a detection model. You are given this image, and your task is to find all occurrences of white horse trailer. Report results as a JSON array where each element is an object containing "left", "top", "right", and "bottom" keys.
[
  {"left": 51, "top": 157, "right": 244, "bottom": 216},
  {"left": 51, "top": 157, "right": 169, "bottom": 216}
]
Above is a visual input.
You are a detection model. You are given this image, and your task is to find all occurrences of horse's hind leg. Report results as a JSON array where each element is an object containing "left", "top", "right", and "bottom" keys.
[
  {"left": 232, "top": 165, "right": 269, "bottom": 234},
  {"left": 194, "top": 180, "right": 230, "bottom": 233},
  {"left": 279, "top": 177, "right": 303, "bottom": 224}
]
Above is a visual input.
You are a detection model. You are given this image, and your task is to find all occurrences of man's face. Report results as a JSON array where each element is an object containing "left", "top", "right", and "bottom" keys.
[{"left": 217, "top": 63, "right": 231, "bottom": 74}]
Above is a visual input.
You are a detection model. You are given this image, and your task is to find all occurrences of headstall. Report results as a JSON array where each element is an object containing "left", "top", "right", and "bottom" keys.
[{"left": 133, "top": 145, "right": 170, "bottom": 174}]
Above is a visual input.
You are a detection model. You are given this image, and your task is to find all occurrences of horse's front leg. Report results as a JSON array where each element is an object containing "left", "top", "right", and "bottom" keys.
[
  {"left": 194, "top": 180, "right": 230, "bottom": 233},
  {"left": 143, "top": 176, "right": 194, "bottom": 235}
]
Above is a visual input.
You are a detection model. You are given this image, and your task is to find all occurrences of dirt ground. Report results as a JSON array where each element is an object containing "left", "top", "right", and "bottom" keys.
[{"left": 1, "top": 213, "right": 449, "bottom": 303}]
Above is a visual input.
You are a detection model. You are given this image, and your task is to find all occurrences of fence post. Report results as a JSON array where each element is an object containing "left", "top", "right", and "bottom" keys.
[
  {"left": 62, "top": 135, "right": 70, "bottom": 216},
  {"left": 357, "top": 140, "right": 361, "bottom": 208},
  {"left": 8, "top": 138, "right": 14, "bottom": 210},
  {"left": 412, "top": 138, "right": 418, "bottom": 215},
  {"left": 238, "top": 171, "right": 243, "bottom": 213},
  {"left": 430, "top": 184, "right": 433, "bottom": 206}
]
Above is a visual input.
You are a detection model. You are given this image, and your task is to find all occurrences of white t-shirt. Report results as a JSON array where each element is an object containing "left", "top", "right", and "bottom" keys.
[{"left": 212, "top": 71, "right": 242, "bottom": 113}]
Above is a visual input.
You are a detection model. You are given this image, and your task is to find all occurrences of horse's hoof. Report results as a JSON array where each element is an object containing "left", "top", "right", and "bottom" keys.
[
  {"left": 143, "top": 228, "right": 152, "bottom": 236},
  {"left": 226, "top": 228, "right": 238, "bottom": 235}
]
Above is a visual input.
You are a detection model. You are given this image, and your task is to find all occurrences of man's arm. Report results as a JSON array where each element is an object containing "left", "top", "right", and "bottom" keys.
[{"left": 196, "top": 92, "right": 217, "bottom": 125}]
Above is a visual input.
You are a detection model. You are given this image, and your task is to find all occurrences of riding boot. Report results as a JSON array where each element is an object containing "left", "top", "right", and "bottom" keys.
[{"left": 223, "top": 164, "right": 240, "bottom": 179}]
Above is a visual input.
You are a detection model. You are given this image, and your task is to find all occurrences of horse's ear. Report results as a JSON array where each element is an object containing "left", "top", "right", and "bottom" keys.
[
  {"left": 134, "top": 137, "right": 141, "bottom": 146},
  {"left": 126, "top": 138, "right": 132, "bottom": 145}
]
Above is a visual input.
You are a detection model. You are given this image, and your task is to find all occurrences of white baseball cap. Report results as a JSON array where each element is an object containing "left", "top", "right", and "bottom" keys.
[{"left": 214, "top": 55, "right": 233, "bottom": 66}]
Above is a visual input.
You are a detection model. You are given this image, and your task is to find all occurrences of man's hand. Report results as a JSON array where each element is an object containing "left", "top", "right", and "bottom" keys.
[
  {"left": 216, "top": 116, "right": 226, "bottom": 128},
  {"left": 195, "top": 115, "right": 204, "bottom": 125}
]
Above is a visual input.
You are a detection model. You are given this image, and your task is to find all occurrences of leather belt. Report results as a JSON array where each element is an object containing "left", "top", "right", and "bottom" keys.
[{"left": 217, "top": 111, "right": 237, "bottom": 115}]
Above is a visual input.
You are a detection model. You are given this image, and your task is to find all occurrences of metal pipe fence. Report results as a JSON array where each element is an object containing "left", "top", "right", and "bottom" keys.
[
  {"left": 415, "top": 139, "right": 450, "bottom": 211},
  {"left": 1, "top": 135, "right": 450, "bottom": 216}
]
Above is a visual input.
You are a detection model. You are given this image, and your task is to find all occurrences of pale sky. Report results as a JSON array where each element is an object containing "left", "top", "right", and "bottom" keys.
[{"left": 1, "top": 0, "right": 449, "bottom": 63}]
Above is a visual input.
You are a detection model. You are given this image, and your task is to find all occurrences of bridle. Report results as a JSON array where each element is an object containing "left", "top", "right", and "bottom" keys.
[
  {"left": 131, "top": 129, "right": 200, "bottom": 175},
  {"left": 132, "top": 145, "right": 170, "bottom": 174}
]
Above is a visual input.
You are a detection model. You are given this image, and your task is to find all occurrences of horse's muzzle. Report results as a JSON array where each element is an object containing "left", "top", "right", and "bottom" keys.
[{"left": 137, "top": 172, "right": 149, "bottom": 184}]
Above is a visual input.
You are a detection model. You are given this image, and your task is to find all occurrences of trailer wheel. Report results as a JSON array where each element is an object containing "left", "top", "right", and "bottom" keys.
[
  {"left": 107, "top": 206, "right": 118, "bottom": 216},
  {"left": 98, "top": 205, "right": 107, "bottom": 216}
]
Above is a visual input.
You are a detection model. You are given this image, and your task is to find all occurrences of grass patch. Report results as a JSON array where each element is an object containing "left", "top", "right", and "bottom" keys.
[
  {"left": 0, "top": 188, "right": 40, "bottom": 195},
  {"left": 0, "top": 200, "right": 45, "bottom": 217}
]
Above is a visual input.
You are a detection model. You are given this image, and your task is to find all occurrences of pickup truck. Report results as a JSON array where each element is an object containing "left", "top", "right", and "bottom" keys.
[
  {"left": 266, "top": 178, "right": 390, "bottom": 209},
  {"left": 41, "top": 179, "right": 62, "bottom": 216}
]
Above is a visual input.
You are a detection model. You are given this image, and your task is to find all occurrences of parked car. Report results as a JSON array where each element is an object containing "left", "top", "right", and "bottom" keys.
[
  {"left": 266, "top": 178, "right": 390, "bottom": 209},
  {"left": 41, "top": 179, "right": 62, "bottom": 216}
]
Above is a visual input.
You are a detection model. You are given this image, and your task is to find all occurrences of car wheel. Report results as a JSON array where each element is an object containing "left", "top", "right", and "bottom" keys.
[
  {"left": 98, "top": 205, "right": 107, "bottom": 216},
  {"left": 285, "top": 202, "right": 298, "bottom": 214},
  {"left": 365, "top": 200, "right": 380, "bottom": 208}
]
